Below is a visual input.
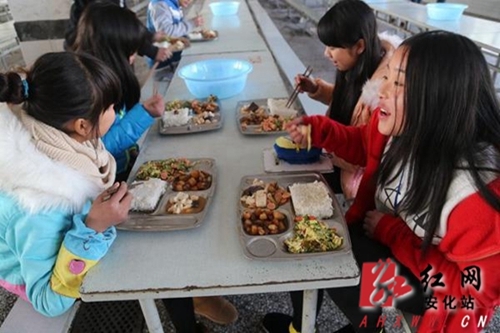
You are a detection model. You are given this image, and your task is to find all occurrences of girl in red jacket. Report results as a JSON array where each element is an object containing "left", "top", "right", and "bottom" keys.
[{"left": 286, "top": 31, "right": 500, "bottom": 333}]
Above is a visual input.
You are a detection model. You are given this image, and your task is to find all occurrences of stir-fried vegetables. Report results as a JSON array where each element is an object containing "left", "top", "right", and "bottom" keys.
[{"left": 285, "top": 215, "right": 343, "bottom": 253}]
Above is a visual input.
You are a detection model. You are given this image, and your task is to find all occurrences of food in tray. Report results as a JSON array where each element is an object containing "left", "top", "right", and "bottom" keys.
[
  {"left": 166, "top": 192, "right": 206, "bottom": 214},
  {"left": 239, "top": 101, "right": 294, "bottom": 132},
  {"left": 267, "top": 98, "right": 298, "bottom": 118},
  {"left": 289, "top": 181, "right": 333, "bottom": 218},
  {"left": 242, "top": 209, "right": 288, "bottom": 235},
  {"left": 284, "top": 215, "right": 343, "bottom": 253},
  {"left": 154, "top": 37, "right": 186, "bottom": 51},
  {"left": 162, "top": 96, "right": 219, "bottom": 128},
  {"left": 162, "top": 108, "right": 192, "bottom": 127},
  {"left": 172, "top": 170, "right": 212, "bottom": 191},
  {"left": 274, "top": 135, "right": 321, "bottom": 164},
  {"left": 240, "top": 179, "right": 291, "bottom": 209},
  {"left": 129, "top": 179, "right": 168, "bottom": 212},
  {"left": 189, "top": 29, "right": 217, "bottom": 40},
  {"left": 135, "top": 158, "right": 194, "bottom": 181}
]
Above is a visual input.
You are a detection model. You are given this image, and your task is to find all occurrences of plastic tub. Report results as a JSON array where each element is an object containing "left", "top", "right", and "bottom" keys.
[
  {"left": 426, "top": 3, "right": 468, "bottom": 20},
  {"left": 178, "top": 59, "right": 253, "bottom": 99},
  {"left": 209, "top": 1, "right": 240, "bottom": 16}
]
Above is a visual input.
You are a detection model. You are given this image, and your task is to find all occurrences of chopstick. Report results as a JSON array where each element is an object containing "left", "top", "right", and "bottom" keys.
[
  {"left": 286, "top": 65, "right": 313, "bottom": 108},
  {"left": 141, "top": 61, "right": 160, "bottom": 89}
]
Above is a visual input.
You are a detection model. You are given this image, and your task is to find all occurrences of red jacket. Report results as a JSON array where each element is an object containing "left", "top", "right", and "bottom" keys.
[{"left": 303, "top": 112, "right": 500, "bottom": 333}]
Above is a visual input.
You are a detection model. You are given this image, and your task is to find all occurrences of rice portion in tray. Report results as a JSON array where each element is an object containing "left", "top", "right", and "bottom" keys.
[
  {"left": 130, "top": 179, "right": 168, "bottom": 212},
  {"left": 285, "top": 215, "right": 343, "bottom": 253},
  {"left": 289, "top": 181, "right": 333, "bottom": 218}
]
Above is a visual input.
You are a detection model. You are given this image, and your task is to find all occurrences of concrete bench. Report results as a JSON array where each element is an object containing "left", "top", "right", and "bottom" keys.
[
  {"left": 248, "top": 0, "right": 326, "bottom": 117},
  {"left": 0, "top": 299, "right": 78, "bottom": 333}
]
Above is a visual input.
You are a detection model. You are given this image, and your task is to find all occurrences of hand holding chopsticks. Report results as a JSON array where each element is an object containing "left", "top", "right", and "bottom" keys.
[{"left": 286, "top": 65, "right": 313, "bottom": 108}]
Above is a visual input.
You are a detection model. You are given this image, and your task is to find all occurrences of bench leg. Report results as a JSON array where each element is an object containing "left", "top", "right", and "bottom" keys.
[
  {"left": 301, "top": 289, "right": 318, "bottom": 333},
  {"left": 139, "top": 299, "right": 164, "bottom": 333}
]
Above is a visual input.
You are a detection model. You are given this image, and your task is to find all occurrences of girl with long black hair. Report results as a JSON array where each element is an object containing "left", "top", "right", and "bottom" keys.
[{"left": 282, "top": 30, "right": 500, "bottom": 333}]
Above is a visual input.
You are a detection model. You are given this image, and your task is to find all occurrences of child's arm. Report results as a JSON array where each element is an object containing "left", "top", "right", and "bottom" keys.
[
  {"left": 149, "top": 2, "right": 195, "bottom": 37},
  {"left": 102, "top": 104, "right": 154, "bottom": 157},
  {"left": 372, "top": 185, "right": 500, "bottom": 331},
  {"left": 307, "top": 78, "right": 334, "bottom": 106},
  {"left": 8, "top": 206, "right": 116, "bottom": 317},
  {"left": 302, "top": 115, "right": 369, "bottom": 167}
]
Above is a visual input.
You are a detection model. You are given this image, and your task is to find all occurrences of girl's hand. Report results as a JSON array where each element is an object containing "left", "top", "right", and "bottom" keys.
[
  {"left": 285, "top": 117, "right": 308, "bottom": 148},
  {"left": 193, "top": 15, "right": 204, "bottom": 27},
  {"left": 294, "top": 74, "right": 317, "bottom": 94},
  {"left": 143, "top": 95, "right": 165, "bottom": 118},
  {"left": 153, "top": 32, "right": 167, "bottom": 42},
  {"left": 155, "top": 47, "right": 173, "bottom": 62},
  {"left": 86, "top": 182, "right": 132, "bottom": 233},
  {"left": 363, "top": 210, "right": 385, "bottom": 238}
]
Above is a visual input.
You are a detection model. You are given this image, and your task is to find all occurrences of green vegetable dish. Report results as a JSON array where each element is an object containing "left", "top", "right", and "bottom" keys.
[
  {"left": 285, "top": 215, "right": 343, "bottom": 253},
  {"left": 135, "top": 158, "right": 194, "bottom": 182}
]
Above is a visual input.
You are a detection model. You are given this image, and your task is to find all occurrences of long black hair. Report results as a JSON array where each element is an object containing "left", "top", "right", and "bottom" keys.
[
  {"left": 378, "top": 31, "right": 500, "bottom": 249},
  {"left": 317, "top": 0, "right": 383, "bottom": 125},
  {"left": 73, "top": 1, "right": 145, "bottom": 111},
  {"left": 0, "top": 52, "right": 121, "bottom": 137}
]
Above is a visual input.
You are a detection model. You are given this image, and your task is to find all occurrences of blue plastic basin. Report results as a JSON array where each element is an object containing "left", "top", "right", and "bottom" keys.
[
  {"left": 209, "top": 1, "right": 240, "bottom": 16},
  {"left": 426, "top": 3, "right": 468, "bottom": 20},
  {"left": 178, "top": 59, "right": 253, "bottom": 99}
]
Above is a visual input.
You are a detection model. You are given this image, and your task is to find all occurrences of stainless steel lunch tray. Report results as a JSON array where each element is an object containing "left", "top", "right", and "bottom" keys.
[
  {"left": 118, "top": 158, "right": 216, "bottom": 231},
  {"left": 187, "top": 30, "right": 219, "bottom": 42},
  {"left": 236, "top": 98, "right": 304, "bottom": 135},
  {"left": 238, "top": 172, "right": 352, "bottom": 260},
  {"left": 159, "top": 99, "right": 223, "bottom": 135}
]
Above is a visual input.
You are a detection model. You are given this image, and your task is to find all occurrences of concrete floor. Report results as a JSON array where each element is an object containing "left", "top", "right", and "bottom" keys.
[{"left": 1, "top": 0, "right": 499, "bottom": 332}]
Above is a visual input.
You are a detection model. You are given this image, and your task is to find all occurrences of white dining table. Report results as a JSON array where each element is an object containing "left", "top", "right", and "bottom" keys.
[{"left": 80, "top": 1, "right": 360, "bottom": 333}]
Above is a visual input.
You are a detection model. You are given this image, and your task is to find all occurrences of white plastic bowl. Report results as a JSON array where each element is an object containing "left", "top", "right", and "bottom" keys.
[
  {"left": 178, "top": 59, "right": 253, "bottom": 99},
  {"left": 209, "top": 1, "right": 240, "bottom": 16},
  {"left": 426, "top": 3, "right": 468, "bottom": 20}
]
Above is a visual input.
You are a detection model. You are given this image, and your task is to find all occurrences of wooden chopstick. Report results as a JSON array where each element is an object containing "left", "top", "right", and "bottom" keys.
[
  {"left": 286, "top": 65, "right": 313, "bottom": 108},
  {"left": 141, "top": 61, "right": 160, "bottom": 89}
]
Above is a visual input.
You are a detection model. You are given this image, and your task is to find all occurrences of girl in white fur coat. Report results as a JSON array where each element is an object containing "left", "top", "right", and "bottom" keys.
[
  {"left": 0, "top": 52, "right": 131, "bottom": 317},
  {"left": 293, "top": 0, "right": 402, "bottom": 202}
]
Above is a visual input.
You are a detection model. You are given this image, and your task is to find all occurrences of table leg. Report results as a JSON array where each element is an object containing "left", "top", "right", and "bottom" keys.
[
  {"left": 139, "top": 299, "right": 164, "bottom": 333},
  {"left": 301, "top": 289, "right": 318, "bottom": 333}
]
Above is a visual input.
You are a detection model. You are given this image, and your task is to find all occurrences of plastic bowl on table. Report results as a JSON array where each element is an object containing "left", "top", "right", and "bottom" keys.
[
  {"left": 178, "top": 59, "right": 253, "bottom": 99},
  {"left": 426, "top": 3, "right": 468, "bottom": 20},
  {"left": 209, "top": 1, "right": 240, "bottom": 16},
  {"left": 274, "top": 144, "right": 322, "bottom": 165}
]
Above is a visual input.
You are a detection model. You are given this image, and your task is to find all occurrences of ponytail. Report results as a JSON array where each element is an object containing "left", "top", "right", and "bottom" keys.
[{"left": 0, "top": 72, "right": 27, "bottom": 104}]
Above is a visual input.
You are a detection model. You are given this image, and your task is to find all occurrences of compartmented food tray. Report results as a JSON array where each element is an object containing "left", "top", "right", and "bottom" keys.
[
  {"left": 188, "top": 30, "right": 219, "bottom": 42},
  {"left": 118, "top": 158, "right": 216, "bottom": 231},
  {"left": 238, "top": 172, "right": 351, "bottom": 260},
  {"left": 159, "top": 96, "right": 222, "bottom": 135},
  {"left": 236, "top": 98, "right": 304, "bottom": 135}
]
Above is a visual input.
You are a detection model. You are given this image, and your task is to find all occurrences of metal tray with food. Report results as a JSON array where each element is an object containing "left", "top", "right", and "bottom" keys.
[
  {"left": 238, "top": 172, "right": 351, "bottom": 260},
  {"left": 159, "top": 95, "right": 222, "bottom": 135},
  {"left": 187, "top": 29, "right": 219, "bottom": 42},
  {"left": 236, "top": 98, "right": 304, "bottom": 135},
  {"left": 118, "top": 158, "right": 216, "bottom": 231}
]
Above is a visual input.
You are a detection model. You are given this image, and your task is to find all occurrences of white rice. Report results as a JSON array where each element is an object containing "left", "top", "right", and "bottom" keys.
[
  {"left": 289, "top": 181, "right": 334, "bottom": 218},
  {"left": 267, "top": 98, "right": 298, "bottom": 118},
  {"left": 162, "top": 108, "right": 192, "bottom": 127},
  {"left": 130, "top": 179, "right": 168, "bottom": 212}
]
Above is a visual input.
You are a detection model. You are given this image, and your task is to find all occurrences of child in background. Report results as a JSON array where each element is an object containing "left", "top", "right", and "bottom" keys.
[
  {"left": 293, "top": 0, "right": 401, "bottom": 200},
  {"left": 65, "top": 0, "right": 172, "bottom": 64},
  {"left": 0, "top": 52, "right": 130, "bottom": 316},
  {"left": 73, "top": 2, "right": 165, "bottom": 182},
  {"left": 286, "top": 30, "right": 500, "bottom": 333},
  {"left": 147, "top": 0, "right": 204, "bottom": 69}
]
